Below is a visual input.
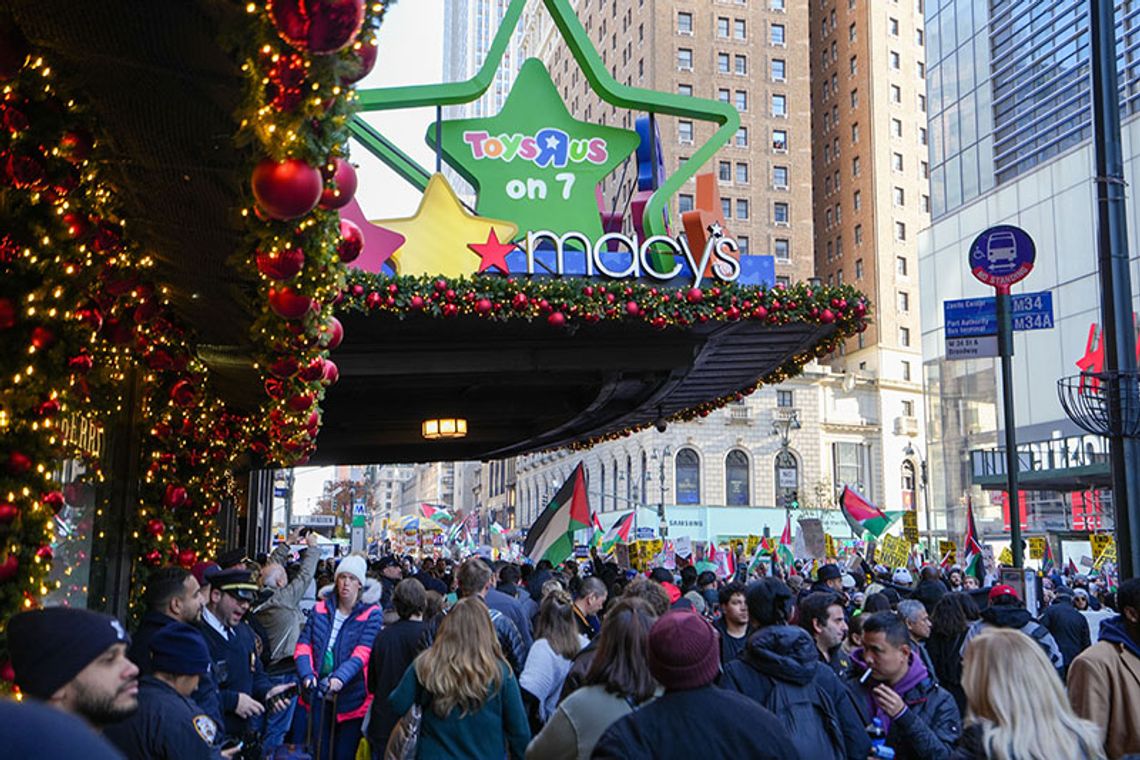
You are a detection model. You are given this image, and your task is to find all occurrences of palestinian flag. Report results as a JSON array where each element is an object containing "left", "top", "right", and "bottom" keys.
[
  {"left": 840, "top": 486, "right": 898, "bottom": 538},
  {"left": 777, "top": 512, "right": 795, "bottom": 567},
  {"left": 421, "top": 503, "right": 453, "bottom": 523},
  {"left": 523, "top": 463, "right": 591, "bottom": 565},
  {"left": 600, "top": 512, "right": 634, "bottom": 555},
  {"left": 962, "top": 499, "right": 985, "bottom": 580},
  {"left": 1042, "top": 540, "right": 1056, "bottom": 573},
  {"left": 716, "top": 546, "right": 736, "bottom": 579},
  {"left": 589, "top": 512, "right": 604, "bottom": 551}
]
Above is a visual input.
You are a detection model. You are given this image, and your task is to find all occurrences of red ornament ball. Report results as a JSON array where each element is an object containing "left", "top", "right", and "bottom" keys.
[
  {"left": 323, "top": 316, "right": 344, "bottom": 350},
  {"left": 265, "top": 53, "right": 307, "bottom": 111},
  {"left": 475, "top": 298, "right": 493, "bottom": 315},
  {"left": 268, "top": 286, "right": 314, "bottom": 320},
  {"left": 819, "top": 308, "right": 836, "bottom": 324},
  {"left": 270, "top": 0, "right": 365, "bottom": 54},
  {"left": 268, "top": 356, "right": 300, "bottom": 379},
  {"left": 30, "top": 325, "right": 55, "bottom": 350},
  {"left": 59, "top": 130, "right": 94, "bottom": 163},
  {"left": 144, "top": 549, "right": 163, "bottom": 567},
  {"left": 146, "top": 519, "right": 165, "bottom": 537},
  {"left": 343, "top": 38, "right": 378, "bottom": 83},
  {"left": 337, "top": 218, "right": 364, "bottom": 262},
  {"left": 41, "top": 491, "right": 65, "bottom": 514},
  {"left": 410, "top": 295, "right": 425, "bottom": 310},
  {"left": 251, "top": 158, "right": 323, "bottom": 221},
  {"left": 0, "top": 502, "right": 18, "bottom": 524},
  {"left": 547, "top": 311, "right": 567, "bottom": 327},
  {"left": 178, "top": 549, "right": 198, "bottom": 568},
  {"left": 163, "top": 484, "right": 188, "bottom": 509},
  {"left": 686, "top": 287, "right": 704, "bottom": 304},
  {"left": 256, "top": 246, "right": 305, "bottom": 281},
  {"left": 5, "top": 451, "right": 32, "bottom": 475},
  {"left": 287, "top": 393, "right": 315, "bottom": 411},
  {"left": 170, "top": 379, "right": 196, "bottom": 407},
  {"left": 322, "top": 359, "right": 339, "bottom": 384},
  {"left": 319, "top": 158, "right": 358, "bottom": 209},
  {"left": 0, "top": 555, "right": 17, "bottom": 582},
  {"left": 625, "top": 301, "right": 640, "bottom": 316},
  {"left": 298, "top": 357, "right": 326, "bottom": 382}
]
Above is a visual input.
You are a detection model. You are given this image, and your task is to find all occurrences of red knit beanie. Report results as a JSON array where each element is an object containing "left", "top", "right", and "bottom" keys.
[{"left": 647, "top": 610, "right": 719, "bottom": 690}]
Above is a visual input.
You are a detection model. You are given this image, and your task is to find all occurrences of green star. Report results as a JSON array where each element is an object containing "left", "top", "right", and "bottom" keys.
[{"left": 429, "top": 59, "right": 638, "bottom": 240}]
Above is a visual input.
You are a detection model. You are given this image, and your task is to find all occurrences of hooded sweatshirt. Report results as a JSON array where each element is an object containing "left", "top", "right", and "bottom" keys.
[
  {"left": 1099, "top": 615, "right": 1140, "bottom": 658},
  {"left": 849, "top": 648, "right": 930, "bottom": 734}
]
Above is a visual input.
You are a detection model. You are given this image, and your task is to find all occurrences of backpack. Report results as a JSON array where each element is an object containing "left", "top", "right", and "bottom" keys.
[{"left": 757, "top": 676, "right": 846, "bottom": 760}]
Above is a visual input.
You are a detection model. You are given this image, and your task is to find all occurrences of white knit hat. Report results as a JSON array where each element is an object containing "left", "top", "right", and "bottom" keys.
[{"left": 335, "top": 555, "right": 367, "bottom": 585}]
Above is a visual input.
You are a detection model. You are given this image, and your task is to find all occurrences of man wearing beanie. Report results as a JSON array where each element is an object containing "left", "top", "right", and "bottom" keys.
[
  {"left": 592, "top": 610, "right": 798, "bottom": 758},
  {"left": 104, "top": 623, "right": 234, "bottom": 759},
  {"left": 8, "top": 607, "right": 139, "bottom": 728}
]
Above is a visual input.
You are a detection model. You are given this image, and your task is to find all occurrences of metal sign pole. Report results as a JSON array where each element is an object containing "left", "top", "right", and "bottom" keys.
[{"left": 996, "top": 286, "right": 1023, "bottom": 567}]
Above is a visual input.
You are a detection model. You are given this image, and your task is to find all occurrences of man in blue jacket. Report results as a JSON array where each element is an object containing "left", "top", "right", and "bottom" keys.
[{"left": 198, "top": 567, "right": 291, "bottom": 742}]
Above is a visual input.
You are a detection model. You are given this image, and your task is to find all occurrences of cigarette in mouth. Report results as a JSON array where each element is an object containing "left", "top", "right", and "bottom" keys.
[{"left": 860, "top": 669, "right": 873, "bottom": 684}]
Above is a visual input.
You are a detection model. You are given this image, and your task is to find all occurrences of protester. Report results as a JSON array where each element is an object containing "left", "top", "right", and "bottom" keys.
[
  {"left": 812, "top": 563, "right": 845, "bottom": 594},
  {"left": 104, "top": 623, "right": 232, "bottom": 759},
  {"left": 847, "top": 611, "right": 961, "bottom": 759},
  {"left": 0, "top": 698, "right": 127, "bottom": 759},
  {"left": 1068, "top": 576, "right": 1140, "bottom": 759},
  {"left": 498, "top": 563, "right": 540, "bottom": 626},
  {"left": 945, "top": 568, "right": 964, "bottom": 592},
  {"left": 295, "top": 553, "right": 383, "bottom": 760},
  {"left": 520, "top": 589, "right": 587, "bottom": 728},
  {"left": 198, "top": 567, "right": 291, "bottom": 745},
  {"left": 571, "top": 576, "right": 607, "bottom": 640},
  {"left": 254, "top": 530, "right": 320, "bottom": 751},
  {"left": 1040, "top": 587, "right": 1092, "bottom": 678},
  {"left": 422, "top": 558, "right": 528, "bottom": 674},
  {"left": 376, "top": 555, "right": 403, "bottom": 609},
  {"left": 954, "top": 628, "right": 1104, "bottom": 760},
  {"left": 927, "top": 592, "right": 980, "bottom": 714},
  {"left": 484, "top": 559, "right": 535, "bottom": 656},
  {"left": 961, "top": 584, "right": 1063, "bottom": 673},
  {"left": 366, "top": 578, "right": 428, "bottom": 758},
  {"left": 712, "top": 581, "right": 750, "bottom": 664},
  {"left": 593, "top": 610, "right": 796, "bottom": 758},
  {"left": 389, "top": 596, "right": 531, "bottom": 758},
  {"left": 913, "top": 566, "right": 949, "bottom": 613},
  {"left": 797, "top": 590, "right": 851, "bottom": 675},
  {"left": 526, "top": 598, "right": 659, "bottom": 760},
  {"left": 8, "top": 607, "right": 139, "bottom": 728},
  {"left": 898, "top": 598, "right": 939, "bottom": 682}
]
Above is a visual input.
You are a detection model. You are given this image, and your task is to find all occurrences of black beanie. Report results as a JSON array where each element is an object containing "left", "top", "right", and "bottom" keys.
[
  {"left": 149, "top": 622, "right": 210, "bottom": 676},
  {"left": 8, "top": 608, "right": 130, "bottom": 700}
]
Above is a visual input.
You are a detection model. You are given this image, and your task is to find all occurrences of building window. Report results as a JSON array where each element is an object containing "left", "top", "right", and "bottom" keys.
[
  {"left": 850, "top": 89, "right": 858, "bottom": 108},
  {"left": 771, "top": 24, "right": 786, "bottom": 45},
  {"left": 736, "top": 90, "right": 749, "bottom": 111},
  {"left": 890, "top": 84, "right": 901, "bottom": 103},
  {"left": 851, "top": 122, "right": 859, "bottom": 142},
  {"left": 893, "top": 186, "right": 905, "bottom": 206},
  {"left": 919, "top": 127, "right": 928, "bottom": 145},
  {"left": 918, "top": 94, "right": 926, "bottom": 112},
  {"left": 717, "top": 17, "right": 729, "bottom": 38},
  {"left": 736, "top": 198, "right": 749, "bottom": 219},
  {"left": 852, "top": 156, "right": 861, "bottom": 176},
  {"left": 902, "top": 399, "right": 915, "bottom": 417},
  {"left": 678, "top": 12, "right": 693, "bottom": 34},
  {"left": 891, "top": 118, "right": 902, "bottom": 137},
  {"left": 734, "top": 19, "right": 746, "bottom": 40},
  {"left": 773, "top": 201, "right": 789, "bottom": 224},
  {"left": 776, "top": 275, "right": 791, "bottom": 288},
  {"left": 774, "top": 238, "right": 790, "bottom": 261},
  {"left": 772, "top": 128, "right": 787, "bottom": 151},
  {"left": 855, "top": 258, "right": 864, "bottom": 279},
  {"left": 833, "top": 442, "right": 868, "bottom": 492},
  {"left": 771, "top": 93, "right": 786, "bottom": 116},
  {"left": 722, "top": 198, "right": 732, "bottom": 219},
  {"left": 679, "top": 120, "right": 693, "bottom": 143},
  {"left": 678, "top": 48, "right": 693, "bottom": 69},
  {"left": 777, "top": 389, "right": 794, "bottom": 408},
  {"left": 898, "top": 291, "right": 910, "bottom": 311},
  {"left": 916, "top": 62, "right": 925, "bottom": 78},
  {"left": 854, "top": 224, "right": 863, "bottom": 244},
  {"left": 735, "top": 55, "right": 747, "bottom": 75},
  {"left": 738, "top": 235, "right": 750, "bottom": 254},
  {"left": 775, "top": 451, "right": 799, "bottom": 498},
  {"left": 773, "top": 165, "right": 788, "bottom": 188},
  {"left": 736, "top": 126, "right": 749, "bottom": 147},
  {"left": 853, "top": 189, "right": 861, "bottom": 210},
  {"left": 735, "top": 162, "right": 749, "bottom": 184},
  {"left": 718, "top": 88, "right": 731, "bottom": 103},
  {"left": 896, "top": 255, "right": 908, "bottom": 276},
  {"left": 889, "top": 17, "right": 899, "bottom": 36},
  {"left": 895, "top": 221, "right": 907, "bottom": 241},
  {"left": 849, "top": 22, "right": 856, "bottom": 41},
  {"left": 679, "top": 83, "right": 692, "bottom": 96},
  {"left": 922, "top": 194, "right": 930, "bottom": 213},
  {"left": 717, "top": 52, "right": 730, "bottom": 73},
  {"left": 902, "top": 361, "right": 912, "bottom": 381},
  {"left": 772, "top": 0, "right": 786, "bottom": 10},
  {"left": 915, "top": 29, "right": 924, "bottom": 46},
  {"left": 725, "top": 450, "right": 751, "bottom": 506},
  {"left": 892, "top": 152, "right": 904, "bottom": 171},
  {"left": 675, "top": 448, "right": 701, "bottom": 505},
  {"left": 718, "top": 160, "right": 732, "bottom": 181},
  {"left": 771, "top": 58, "right": 786, "bottom": 81},
  {"left": 849, "top": 55, "right": 857, "bottom": 75},
  {"left": 900, "top": 326, "right": 911, "bottom": 346},
  {"left": 890, "top": 50, "right": 900, "bottom": 69},
  {"left": 679, "top": 194, "right": 695, "bottom": 213}
]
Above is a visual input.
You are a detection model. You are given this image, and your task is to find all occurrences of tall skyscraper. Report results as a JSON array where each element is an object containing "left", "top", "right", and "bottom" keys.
[
  {"left": 443, "top": 0, "right": 524, "bottom": 120},
  {"left": 521, "top": 0, "right": 815, "bottom": 284},
  {"left": 808, "top": 1, "right": 931, "bottom": 521},
  {"left": 919, "top": 2, "right": 1140, "bottom": 540}
]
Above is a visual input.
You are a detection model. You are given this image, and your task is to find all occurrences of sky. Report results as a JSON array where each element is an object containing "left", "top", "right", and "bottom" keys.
[{"left": 293, "top": 2, "right": 446, "bottom": 513}]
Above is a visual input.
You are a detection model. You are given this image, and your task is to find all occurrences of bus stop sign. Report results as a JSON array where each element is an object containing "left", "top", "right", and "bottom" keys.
[{"left": 969, "top": 225, "right": 1035, "bottom": 289}]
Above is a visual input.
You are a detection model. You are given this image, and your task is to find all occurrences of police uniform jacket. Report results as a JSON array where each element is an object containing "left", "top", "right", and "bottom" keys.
[
  {"left": 130, "top": 611, "right": 224, "bottom": 729},
  {"left": 198, "top": 616, "right": 272, "bottom": 737},
  {"left": 104, "top": 675, "right": 221, "bottom": 759}
]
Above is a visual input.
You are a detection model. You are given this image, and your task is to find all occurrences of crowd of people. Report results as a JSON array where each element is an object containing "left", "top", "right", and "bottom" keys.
[{"left": 3, "top": 533, "right": 1140, "bottom": 760}]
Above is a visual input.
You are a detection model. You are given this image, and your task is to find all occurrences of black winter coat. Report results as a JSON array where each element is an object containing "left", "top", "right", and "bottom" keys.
[
  {"left": 1040, "top": 598, "right": 1091, "bottom": 674},
  {"left": 721, "top": 625, "right": 871, "bottom": 760},
  {"left": 845, "top": 661, "right": 961, "bottom": 760},
  {"left": 591, "top": 685, "right": 798, "bottom": 759},
  {"left": 365, "top": 618, "right": 426, "bottom": 748},
  {"left": 926, "top": 628, "right": 968, "bottom": 715}
]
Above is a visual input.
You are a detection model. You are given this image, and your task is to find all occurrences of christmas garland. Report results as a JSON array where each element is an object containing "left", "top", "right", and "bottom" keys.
[
  {"left": 338, "top": 270, "right": 871, "bottom": 445},
  {"left": 0, "top": 34, "right": 251, "bottom": 686},
  {"left": 228, "top": 0, "right": 391, "bottom": 466}
]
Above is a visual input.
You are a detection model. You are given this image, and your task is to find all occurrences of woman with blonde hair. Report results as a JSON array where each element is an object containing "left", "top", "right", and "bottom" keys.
[
  {"left": 953, "top": 627, "right": 1103, "bottom": 760},
  {"left": 389, "top": 596, "right": 530, "bottom": 758}
]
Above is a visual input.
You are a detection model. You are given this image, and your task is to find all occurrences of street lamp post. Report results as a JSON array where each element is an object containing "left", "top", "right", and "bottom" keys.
[
  {"left": 904, "top": 441, "right": 933, "bottom": 555},
  {"left": 771, "top": 409, "right": 801, "bottom": 518},
  {"left": 650, "top": 447, "right": 672, "bottom": 538}
]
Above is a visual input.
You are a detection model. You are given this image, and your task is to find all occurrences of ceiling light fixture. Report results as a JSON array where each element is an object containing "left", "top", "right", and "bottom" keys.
[{"left": 421, "top": 418, "right": 468, "bottom": 440}]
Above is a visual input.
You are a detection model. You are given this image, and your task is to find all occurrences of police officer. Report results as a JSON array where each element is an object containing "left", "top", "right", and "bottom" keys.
[
  {"left": 105, "top": 623, "right": 236, "bottom": 759},
  {"left": 198, "top": 567, "right": 291, "bottom": 744}
]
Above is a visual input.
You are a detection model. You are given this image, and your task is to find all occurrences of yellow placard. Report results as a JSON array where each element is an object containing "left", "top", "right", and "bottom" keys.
[
  {"left": 878, "top": 533, "right": 910, "bottom": 569},
  {"left": 1091, "top": 534, "right": 1117, "bottom": 570},
  {"left": 825, "top": 533, "right": 836, "bottom": 559},
  {"left": 902, "top": 511, "right": 919, "bottom": 544},
  {"left": 998, "top": 546, "right": 1014, "bottom": 566},
  {"left": 939, "top": 540, "right": 957, "bottom": 565},
  {"left": 1028, "top": 537, "right": 1046, "bottom": 560}
]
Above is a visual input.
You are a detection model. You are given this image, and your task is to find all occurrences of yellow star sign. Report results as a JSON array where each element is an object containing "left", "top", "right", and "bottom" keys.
[{"left": 378, "top": 173, "right": 518, "bottom": 278}]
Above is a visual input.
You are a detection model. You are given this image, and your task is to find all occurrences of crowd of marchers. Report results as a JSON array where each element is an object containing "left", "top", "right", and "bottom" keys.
[{"left": 2, "top": 536, "right": 1139, "bottom": 760}]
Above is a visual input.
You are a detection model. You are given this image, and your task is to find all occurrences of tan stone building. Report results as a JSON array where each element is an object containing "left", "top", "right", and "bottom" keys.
[
  {"left": 521, "top": 0, "right": 815, "bottom": 284},
  {"left": 807, "top": 0, "right": 930, "bottom": 519}
]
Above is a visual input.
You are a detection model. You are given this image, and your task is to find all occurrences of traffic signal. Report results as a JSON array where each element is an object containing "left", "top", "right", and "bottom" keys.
[{"left": 784, "top": 490, "right": 799, "bottom": 510}]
